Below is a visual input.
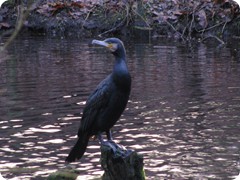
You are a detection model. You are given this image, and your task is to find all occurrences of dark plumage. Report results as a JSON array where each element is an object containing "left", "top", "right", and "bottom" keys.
[{"left": 65, "top": 38, "right": 131, "bottom": 163}]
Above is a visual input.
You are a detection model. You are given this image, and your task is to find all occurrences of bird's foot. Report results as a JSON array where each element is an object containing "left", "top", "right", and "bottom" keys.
[
  {"left": 108, "top": 140, "right": 127, "bottom": 150},
  {"left": 101, "top": 140, "right": 133, "bottom": 158},
  {"left": 101, "top": 140, "right": 118, "bottom": 154}
]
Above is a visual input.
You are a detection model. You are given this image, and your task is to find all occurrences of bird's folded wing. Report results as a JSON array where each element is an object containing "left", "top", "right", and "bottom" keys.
[{"left": 78, "top": 77, "right": 112, "bottom": 134}]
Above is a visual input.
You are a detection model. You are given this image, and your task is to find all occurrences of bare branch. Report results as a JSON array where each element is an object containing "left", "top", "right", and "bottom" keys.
[
  {"left": 1, "top": 1, "right": 41, "bottom": 51},
  {"left": 201, "top": 35, "right": 225, "bottom": 44}
]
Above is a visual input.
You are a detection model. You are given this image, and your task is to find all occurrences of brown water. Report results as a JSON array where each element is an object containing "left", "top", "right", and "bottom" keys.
[{"left": 0, "top": 35, "right": 240, "bottom": 179}]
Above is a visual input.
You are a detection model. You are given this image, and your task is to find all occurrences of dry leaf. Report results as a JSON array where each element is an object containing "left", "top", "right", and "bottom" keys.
[{"left": 196, "top": 9, "right": 208, "bottom": 29}]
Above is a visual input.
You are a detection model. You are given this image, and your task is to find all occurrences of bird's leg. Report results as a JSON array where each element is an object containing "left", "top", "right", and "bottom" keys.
[
  {"left": 106, "top": 130, "right": 121, "bottom": 148},
  {"left": 98, "top": 132, "right": 113, "bottom": 147},
  {"left": 106, "top": 130, "right": 122, "bottom": 147},
  {"left": 106, "top": 130, "right": 114, "bottom": 141},
  {"left": 106, "top": 130, "right": 120, "bottom": 147},
  {"left": 97, "top": 133, "right": 105, "bottom": 144},
  {"left": 101, "top": 131, "right": 133, "bottom": 158},
  {"left": 98, "top": 132, "right": 118, "bottom": 153},
  {"left": 105, "top": 130, "right": 130, "bottom": 156}
]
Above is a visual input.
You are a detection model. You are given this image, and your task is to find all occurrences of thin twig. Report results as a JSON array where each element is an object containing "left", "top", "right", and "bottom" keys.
[
  {"left": 98, "top": 4, "right": 129, "bottom": 37},
  {"left": 165, "top": 20, "right": 185, "bottom": 41},
  {"left": 197, "top": 21, "right": 225, "bottom": 33},
  {"left": 98, "top": 18, "right": 126, "bottom": 37},
  {"left": 201, "top": 35, "right": 225, "bottom": 44},
  {"left": 82, "top": 5, "right": 97, "bottom": 29},
  {"left": 188, "top": 6, "right": 196, "bottom": 39},
  {"left": 181, "top": 25, "right": 187, "bottom": 39},
  {"left": 221, "top": 21, "right": 228, "bottom": 34},
  {"left": 132, "top": 8, "right": 151, "bottom": 29}
]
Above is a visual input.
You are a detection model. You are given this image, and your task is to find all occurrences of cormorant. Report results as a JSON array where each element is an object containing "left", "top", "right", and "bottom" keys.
[{"left": 65, "top": 38, "right": 131, "bottom": 163}]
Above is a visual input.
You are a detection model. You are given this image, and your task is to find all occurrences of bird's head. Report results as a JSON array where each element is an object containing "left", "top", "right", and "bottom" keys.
[{"left": 92, "top": 38, "right": 126, "bottom": 58}]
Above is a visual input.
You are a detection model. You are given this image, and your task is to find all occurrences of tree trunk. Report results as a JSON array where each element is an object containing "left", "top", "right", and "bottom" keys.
[{"left": 100, "top": 142, "right": 145, "bottom": 180}]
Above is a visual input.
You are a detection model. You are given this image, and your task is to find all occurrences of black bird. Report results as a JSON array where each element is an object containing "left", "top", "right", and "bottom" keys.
[{"left": 65, "top": 38, "right": 131, "bottom": 163}]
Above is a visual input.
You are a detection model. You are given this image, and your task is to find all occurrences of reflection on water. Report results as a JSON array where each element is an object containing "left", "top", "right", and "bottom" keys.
[{"left": 0, "top": 36, "right": 240, "bottom": 179}]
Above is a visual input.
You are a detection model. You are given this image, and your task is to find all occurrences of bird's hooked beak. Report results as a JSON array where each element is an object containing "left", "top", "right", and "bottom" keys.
[{"left": 92, "top": 39, "right": 118, "bottom": 52}]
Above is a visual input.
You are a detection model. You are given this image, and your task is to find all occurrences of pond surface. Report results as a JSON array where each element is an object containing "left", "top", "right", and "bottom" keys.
[{"left": 0, "top": 35, "right": 240, "bottom": 179}]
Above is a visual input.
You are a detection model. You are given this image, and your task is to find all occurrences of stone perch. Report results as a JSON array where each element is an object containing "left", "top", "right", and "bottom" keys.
[{"left": 100, "top": 141, "right": 145, "bottom": 180}]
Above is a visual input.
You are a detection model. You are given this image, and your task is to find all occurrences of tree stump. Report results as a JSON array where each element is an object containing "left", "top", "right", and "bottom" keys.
[{"left": 100, "top": 142, "right": 145, "bottom": 180}]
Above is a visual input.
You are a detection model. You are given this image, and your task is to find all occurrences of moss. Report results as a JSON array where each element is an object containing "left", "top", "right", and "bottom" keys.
[
  {"left": 8, "top": 167, "right": 39, "bottom": 173},
  {"left": 47, "top": 170, "right": 78, "bottom": 180}
]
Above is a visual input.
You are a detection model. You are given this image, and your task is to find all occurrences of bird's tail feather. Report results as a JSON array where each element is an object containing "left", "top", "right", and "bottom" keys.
[{"left": 65, "top": 134, "right": 89, "bottom": 163}]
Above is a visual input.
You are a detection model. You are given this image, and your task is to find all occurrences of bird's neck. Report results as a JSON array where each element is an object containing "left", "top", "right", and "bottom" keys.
[
  {"left": 112, "top": 57, "right": 131, "bottom": 91},
  {"left": 113, "top": 57, "right": 128, "bottom": 76}
]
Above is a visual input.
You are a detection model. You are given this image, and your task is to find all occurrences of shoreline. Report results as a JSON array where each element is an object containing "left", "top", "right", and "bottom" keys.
[{"left": 0, "top": 0, "right": 240, "bottom": 42}]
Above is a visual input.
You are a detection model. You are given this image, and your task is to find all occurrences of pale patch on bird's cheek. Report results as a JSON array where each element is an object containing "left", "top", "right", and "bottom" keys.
[{"left": 108, "top": 43, "right": 118, "bottom": 52}]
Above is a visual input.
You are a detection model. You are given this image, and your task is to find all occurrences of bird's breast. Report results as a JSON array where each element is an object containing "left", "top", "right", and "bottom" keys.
[{"left": 112, "top": 65, "right": 131, "bottom": 93}]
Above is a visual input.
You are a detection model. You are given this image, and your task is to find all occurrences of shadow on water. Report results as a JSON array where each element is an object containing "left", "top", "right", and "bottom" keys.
[{"left": 0, "top": 35, "right": 240, "bottom": 179}]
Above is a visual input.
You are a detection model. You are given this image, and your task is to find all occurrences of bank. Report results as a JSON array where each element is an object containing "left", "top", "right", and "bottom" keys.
[{"left": 0, "top": 0, "right": 240, "bottom": 42}]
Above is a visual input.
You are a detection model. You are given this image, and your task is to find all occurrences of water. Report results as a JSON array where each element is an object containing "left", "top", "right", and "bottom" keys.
[{"left": 0, "top": 35, "right": 240, "bottom": 179}]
